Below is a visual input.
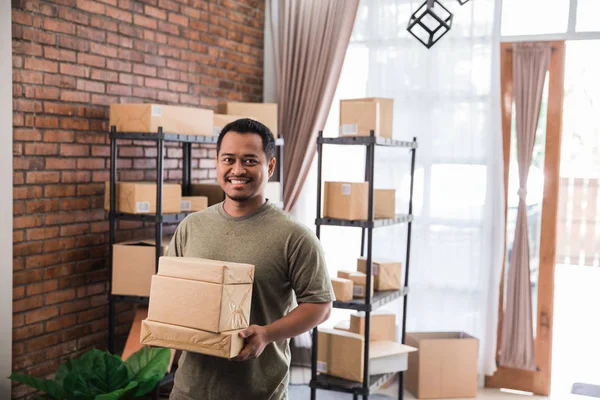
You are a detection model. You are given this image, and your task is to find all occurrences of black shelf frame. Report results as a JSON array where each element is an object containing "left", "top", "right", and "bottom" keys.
[
  {"left": 107, "top": 126, "right": 284, "bottom": 399},
  {"left": 310, "top": 130, "right": 417, "bottom": 400}
]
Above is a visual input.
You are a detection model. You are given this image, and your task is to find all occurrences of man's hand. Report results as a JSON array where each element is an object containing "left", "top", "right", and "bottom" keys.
[{"left": 231, "top": 325, "right": 271, "bottom": 362}]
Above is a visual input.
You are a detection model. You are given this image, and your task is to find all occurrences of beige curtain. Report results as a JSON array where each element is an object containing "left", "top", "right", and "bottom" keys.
[
  {"left": 499, "top": 42, "right": 552, "bottom": 370},
  {"left": 269, "top": 0, "right": 359, "bottom": 211}
]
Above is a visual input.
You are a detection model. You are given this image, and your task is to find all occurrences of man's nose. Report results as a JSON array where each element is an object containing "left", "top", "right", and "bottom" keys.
[{"left": 232, "top": 160, "right": 246, "bottom": 175}]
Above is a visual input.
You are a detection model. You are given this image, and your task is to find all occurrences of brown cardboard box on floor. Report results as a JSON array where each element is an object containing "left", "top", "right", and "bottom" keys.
[
  {"left": 140, "top": 319, "right": 244, "bottom": 359},
  {"left": 337, "top": 270, "right": 353, "bottom": 280},
  {"left": 339, "top": 98, "right": 393, "bottom": 138},
  {"left": 349, "top": 311, "right": 396, "bottom": 342},
  {"left": 333, "top": 320, "right": 351, "bottom": 332},
  {"left": 181, "top": 196, "right": 208, "bottom": 212},
  {"left": 190, "top": 183, "right": 226, "bottom": 206},
  {"left": 222, "top": 102, "right": 278, "bottom": 137},
  {"left": 104, "top": 182, "right": 182, "bottom": 214},
  {"left": 111, "top": 237, "right": 171, "bottom": 297},
  {"left": 357, "top": 257, "right": 402, "bottom": 291},
  {"left": 317, "top": 329, "right": 417, "bottom": 383},
  {"left": 148, "top": 256, "right": 254, "bottom": 333},
  {"left": 109, "top": 104, "right": 213, "bottom": 136},
  {"left": 331, "top": 277, "right": 353, "bottom": 301},
  {"left": 323, "top": 182, "right": 396, "bottom": 220},
  {"left": 213, "top": 114, "right": 254, "bottom": 136},
  {"left": 405, "top": 332, "right": 479, "bottom": 399}
]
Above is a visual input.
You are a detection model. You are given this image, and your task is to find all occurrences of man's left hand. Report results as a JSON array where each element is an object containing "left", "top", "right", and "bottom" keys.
[{"left": 231, "top": 325, "right": 270, "bottom": 361}]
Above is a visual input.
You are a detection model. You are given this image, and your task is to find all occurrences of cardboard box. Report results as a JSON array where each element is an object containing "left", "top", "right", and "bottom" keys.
[
  {"left": 318, "top": 329, "right": 417, "bottom": 383},
  {"left": 109, "top": 104, "right": 214, "bottom": 136},
  {"left": 112, "top": 237, "right": 171, "bottom": 297},
  {"left": 337, "top": 270, "right": 353, "bottom": 280},
  {"left": 123, "top": 308, "right": 177, "bottom": 372},
  {"left": 406, "top": 332, "right": 479, "bottom": 399},
  {"left": 213, "top": 114, "right": 252, "bottom": 136},
  {"left": 349, "top": 311, "right": 396, "bottom": 341},
  {"left": 323, "top": 182, "right": 396, "bottom": 220},
  {"left": 348, "top": 272, "right": 374, "bottom": 299},
  {"left": 339, "top": 98, "right": 393, "bottom": 138},
  {"left": 148, "top": 256, "right": 254, "bottom": 333},
  {"left": 140, "top": 319, "right": 244, "bottom": 359},
  {"left": 357, "top": 257, "right": 402, "bottom": 291},
  {"left": 222, "top": 102, "right": 278, "bottom": 137},
  {"left": 190, "top": 183, "right": 226, "bottom": 206},
  {"left": 333, "top": 320, "right": 351, "bottom": 332},
  {"left": 331, "top": 277, "right": 353, "bottom": 302},
  {"left": 104, "top": 182, "right": 182, "bottom": 214},
  {"left": 265, "top": 181, "right": 281, "bottom": 204},
  {"left": 181, "top": 196, "right": 208, "bottom": 212}
]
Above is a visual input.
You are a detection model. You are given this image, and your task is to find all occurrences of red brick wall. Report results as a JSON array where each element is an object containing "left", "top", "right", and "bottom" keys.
[{"left": 12, "top": 0, "right": 264, "bottom": 398}]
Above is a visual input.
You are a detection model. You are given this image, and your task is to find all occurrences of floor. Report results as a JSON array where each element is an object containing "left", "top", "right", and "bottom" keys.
[{"left": 289, "top": 385, "right": 554, "bottom": 400}]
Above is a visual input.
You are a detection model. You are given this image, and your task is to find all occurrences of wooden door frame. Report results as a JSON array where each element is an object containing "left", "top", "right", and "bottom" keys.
[{"left": 485, "top": 41, "right": 566, "bottom": 396}]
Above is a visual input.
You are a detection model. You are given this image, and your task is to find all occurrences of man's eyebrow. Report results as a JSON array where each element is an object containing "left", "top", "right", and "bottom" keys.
[{"left": 219, "top": 153, "right": 260, "bottom": 157}]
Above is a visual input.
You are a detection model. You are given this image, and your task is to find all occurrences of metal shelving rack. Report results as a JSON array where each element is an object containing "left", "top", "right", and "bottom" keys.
[
  {"left": 310, "top": 131, "right": 417, "bottom": 400},
  {"left": 106, "top": 126, "right": 284, "bottom": 398}
]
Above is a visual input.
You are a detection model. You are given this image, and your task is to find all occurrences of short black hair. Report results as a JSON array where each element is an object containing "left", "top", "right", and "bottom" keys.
[{"left": 217, "top": 118, "right": 276, "bottom": 160}]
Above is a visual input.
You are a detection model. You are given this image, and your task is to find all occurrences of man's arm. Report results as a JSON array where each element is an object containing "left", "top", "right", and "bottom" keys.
[{"left": 231, "top": 301, "right": 332, "bottom": 361}]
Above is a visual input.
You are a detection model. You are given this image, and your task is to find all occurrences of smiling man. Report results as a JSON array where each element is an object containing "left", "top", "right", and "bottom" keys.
[{"left": 166, "top": 118, "right": 334, "bottom": 400}]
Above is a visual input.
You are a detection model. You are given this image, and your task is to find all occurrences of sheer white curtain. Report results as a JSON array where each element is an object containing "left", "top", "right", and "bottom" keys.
[{"left": 291, "top": 0, "right": 503, "bottom": 376}]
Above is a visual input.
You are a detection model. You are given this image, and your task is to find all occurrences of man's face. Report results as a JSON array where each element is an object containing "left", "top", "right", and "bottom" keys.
[{"left": 217, "top": 131, "right": 275, "bottom": 202}]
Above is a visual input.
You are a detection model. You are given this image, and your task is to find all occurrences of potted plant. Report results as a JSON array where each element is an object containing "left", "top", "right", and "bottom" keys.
[{"left": 9, "top": 346, "right": 171, "bottom": 399}]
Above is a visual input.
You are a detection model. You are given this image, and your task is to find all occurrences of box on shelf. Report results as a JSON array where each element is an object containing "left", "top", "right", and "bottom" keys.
[
  {"left": 331, "top": 277, "right": 353, "bottom": 302},
  {"left": 333, "top": 320, "right": 351, "bottom": 332},
  {"left": 337, "top": 270, "right": 353, "bottom": 280},
  {"left": 213, "top": 113, "right": 252, "bottom": 136},
  {"left": 348, "top": 272, "right": 374, "bottom": 299},
  {"left": 405, "top": 332, "right": 479, "bottom": 399},
  {"left": 357, "top": 257, "right": 402, "bottom": 291},
  {"left": 140, "top": 319, "right": 244, "bottom": 359},
  {"left": 323, "top": 182, "right": 396, "bottom": 220},
  {"left": 109, "top": 104, "right": 214, "bottom": 136},
  {"left": 148, "top": 256, "right": 254, "bottom": 333},
  {"left": 349, "top": 311, "right": 396, "bottom": 342},
  {"left": 317, "top": 328, "right": 417, "bottom": 383},
  {"left": 221, "top": 102, "right": 278, "bottom": 137},
  {"left": 104, "top": 182, "right": 182, "bottom": 214},
  {"left": 181, "top": 196, "right": 208, "bottom": 212},
  {"left": 190, "top": 183, "right": 226, "bottom": 206},
  {"left": 111, "top": 237, "right": 171, "bottom": 297},
  {"left": 265, "top": 181, "right": 282, "bottom": 205},
  {"left": 339, "top": 98, "right": 393, "bottom": 138}
]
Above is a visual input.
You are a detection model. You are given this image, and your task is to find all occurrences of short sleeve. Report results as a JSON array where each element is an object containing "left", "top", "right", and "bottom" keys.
[
  {"left": 288, "top": 230, "right": 335, "bottom": 304},
  {"left": 166, "top": 218, "right": 187, "bottom": 257}
]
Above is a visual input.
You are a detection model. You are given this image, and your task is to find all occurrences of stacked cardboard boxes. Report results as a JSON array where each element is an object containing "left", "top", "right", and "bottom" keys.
[
  {"left": 330, "top": 256, "right": 402, "bottom": 301},
  {"left": 140, "top": 256, "right": 255, "bottom": 359},
  {"left": 323, "top": 182, "right": 396, "bottom": 220}
]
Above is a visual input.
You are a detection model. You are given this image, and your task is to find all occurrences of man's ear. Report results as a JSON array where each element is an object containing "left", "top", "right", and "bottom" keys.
[{"left": 268, "top": 157, "right": 276, "bottom": 178}]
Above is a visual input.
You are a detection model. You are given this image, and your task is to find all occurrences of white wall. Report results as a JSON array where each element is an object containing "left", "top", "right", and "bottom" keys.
[
  {"left": 1, "top": 0, "right": 13, "bottom": 397},
  {"left": 263, "top": 0, "right": 277, "bottom": 103}
]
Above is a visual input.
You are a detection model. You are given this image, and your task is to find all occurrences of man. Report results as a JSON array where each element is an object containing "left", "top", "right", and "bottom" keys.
[{"left": 167, "top": 118, "right": 334, "bottom": 400}]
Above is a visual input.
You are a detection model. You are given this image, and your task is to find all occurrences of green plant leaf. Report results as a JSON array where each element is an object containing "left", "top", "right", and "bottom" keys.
[
  {"left": 125, "top": 347, "right": 170, "bottom": 396},
  {"left": 9, "top": 374, "right": 65, "bottom": 399},
  {"left": 94, "top": 381, "right": 138, "bottom": 400},
  {"left": 55, "top": 359, "right": 75, "bottom": 385},
  {"left": 63, "top": 349, "right": 130, "bottom": 399}
]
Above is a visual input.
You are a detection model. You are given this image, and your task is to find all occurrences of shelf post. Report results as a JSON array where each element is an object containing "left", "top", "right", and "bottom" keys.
[
  {"left": 399, "top": 137, "right": 417, "bottom": 400},
  {"left": 182, "top": 142, "right": 192, "bottom": 196},
  {"left": 108, "top": 126, "right": 117, "bottom": 354},
  {"left": 311, "top": 130, "right": 324, "bottom": 400},
  {"left": 155, "top": 127, "right": 164, "bottom": 274}
]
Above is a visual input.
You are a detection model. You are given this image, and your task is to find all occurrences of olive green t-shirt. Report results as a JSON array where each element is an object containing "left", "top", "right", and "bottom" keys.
[{"left": 167, "top": 201, "right": 334, "bottom": 400}]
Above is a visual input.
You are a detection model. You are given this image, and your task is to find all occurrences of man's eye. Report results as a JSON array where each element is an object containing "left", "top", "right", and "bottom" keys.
[
  {"left": 223, "top": 158, "right": 234, "bottom": 163},
  {"left": 245, "top": 159, "right": 258, "bottom": 165}
]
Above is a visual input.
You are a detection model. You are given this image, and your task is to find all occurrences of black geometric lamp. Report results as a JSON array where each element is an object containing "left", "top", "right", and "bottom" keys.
[{"left": 407, "top": 0, "right": 454, "bottom": 49}]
